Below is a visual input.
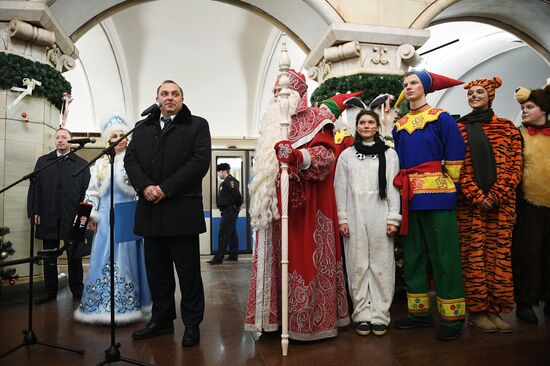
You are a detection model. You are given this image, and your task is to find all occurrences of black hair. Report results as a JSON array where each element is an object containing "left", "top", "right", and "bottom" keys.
[
  {"left": 354, "top": 110, "right": 381, "bottom": 141},
  {"left": 156, "top": 80, "right": 183, "bottom": 96}
]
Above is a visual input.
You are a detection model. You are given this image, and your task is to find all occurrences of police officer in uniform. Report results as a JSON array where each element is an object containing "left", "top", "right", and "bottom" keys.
[{"left": 208, "top": 163, "right": 242, "bottom": 264}]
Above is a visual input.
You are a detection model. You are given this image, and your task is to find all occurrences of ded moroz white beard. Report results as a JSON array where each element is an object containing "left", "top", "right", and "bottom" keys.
[{"left": 249, "top": 90, "right": 302, "bottom": 231}]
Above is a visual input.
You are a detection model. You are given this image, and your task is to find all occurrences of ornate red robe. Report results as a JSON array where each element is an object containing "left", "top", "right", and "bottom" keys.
[{"left": 245, "top": 106, "right": 349, "bottom": 341}]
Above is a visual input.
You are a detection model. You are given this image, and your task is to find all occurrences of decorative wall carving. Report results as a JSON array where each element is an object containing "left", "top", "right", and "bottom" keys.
[
  {"left": 310, "top": 42, "right": 425, "bottom": 83},
  {"left": 9, "top": 19, "right": 55, "bottom": 47},
  {"left": 323, "top": 40, "right": 360, "bottom": 62},
  {"left": 308, "top": 60, "right": 332, "bottom": 84},
  {"left": 47, "top": 45, "right": 76, "bottom": 72},
  {"left": 370, "top": 46, "right": 389, "bottom": 65},
  {"left": 2, "top": 19, "right": 76, "bottom": 72},
  {"left": 397, "top": 43, "right": 423, "bottom": 68},
  {"left": 304, "top": 23, "right": 429, "bottom": 83}
]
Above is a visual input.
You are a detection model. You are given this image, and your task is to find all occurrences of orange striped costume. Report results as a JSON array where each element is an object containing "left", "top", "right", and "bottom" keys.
[{"left": 456, "top": 115, "right": 523, "bottom": 314}]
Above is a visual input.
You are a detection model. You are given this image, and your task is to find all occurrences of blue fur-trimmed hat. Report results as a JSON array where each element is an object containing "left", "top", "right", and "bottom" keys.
[{"left": 101, "top": 114, "right": 130, "bottom": 139}]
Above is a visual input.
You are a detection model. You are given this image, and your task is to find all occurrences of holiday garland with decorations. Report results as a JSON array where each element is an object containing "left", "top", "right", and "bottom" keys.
[
  {"left": 0, "top": 227, "right": 18, "bottom": 285},
  {"left": 0, "top": 52, "right": 72, "bottom": 110},
  {"left": 310, "top": 73, "right": 404, "bottom": 108}
]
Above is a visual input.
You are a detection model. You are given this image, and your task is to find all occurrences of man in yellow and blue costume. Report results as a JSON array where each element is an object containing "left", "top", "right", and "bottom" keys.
[{"left": 392, "top": 69, "right": 467, "bottom": 341}]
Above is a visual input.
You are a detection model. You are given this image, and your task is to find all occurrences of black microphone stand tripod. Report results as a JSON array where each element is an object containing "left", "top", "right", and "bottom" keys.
[
  {"left": 0, "top": 144, "right": 88, "bottom": 360},
  {"left": 74, "top": 115, "right": 154, "bottom": 366}
]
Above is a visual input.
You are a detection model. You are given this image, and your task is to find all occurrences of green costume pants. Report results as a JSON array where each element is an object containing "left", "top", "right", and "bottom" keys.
[{"left": 403, "top": 210, "right": 465, "bottom": 329}]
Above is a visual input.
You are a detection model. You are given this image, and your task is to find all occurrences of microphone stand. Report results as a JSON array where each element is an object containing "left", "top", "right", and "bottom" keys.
[
  {"left": 73, "top": 116, "right": 154, "bottom": 366},
  {"left": 0, "top": 145, "right": 87, "bottom": 359}
]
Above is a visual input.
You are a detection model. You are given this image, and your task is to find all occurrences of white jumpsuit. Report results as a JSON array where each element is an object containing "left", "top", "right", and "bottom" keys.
[{"left": 334, "top": 144, "right": 401, "bottom": 325}]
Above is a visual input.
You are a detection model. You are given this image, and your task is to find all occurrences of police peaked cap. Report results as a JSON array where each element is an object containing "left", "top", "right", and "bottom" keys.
[{"left": 216, "top": 163, "right": 231, "bottom": 172}]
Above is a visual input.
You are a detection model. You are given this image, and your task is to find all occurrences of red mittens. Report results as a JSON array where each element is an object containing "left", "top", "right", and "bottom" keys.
[{"left": 274, "top": 140, "right": 300, "bottom": 165}]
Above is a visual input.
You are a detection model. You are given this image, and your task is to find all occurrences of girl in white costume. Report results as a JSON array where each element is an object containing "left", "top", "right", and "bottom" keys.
[{"left": 334, "top": 110, "right": 401, "bottom": 336}]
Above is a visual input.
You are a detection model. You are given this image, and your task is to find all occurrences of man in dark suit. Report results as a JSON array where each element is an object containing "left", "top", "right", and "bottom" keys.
[
  {"left": 125, "top": 80, "right": 211, "bottom": 347},
  {"left": 208, "top": 163, "right": 242, "bottom": 264},
  {"left": 27, "top": 128, "right": 91, "bottom": 304}
]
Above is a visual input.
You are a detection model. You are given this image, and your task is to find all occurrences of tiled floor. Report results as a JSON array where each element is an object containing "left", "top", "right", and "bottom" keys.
[{"left": 0, "top": 258, "right": 548, "bottom": 366}]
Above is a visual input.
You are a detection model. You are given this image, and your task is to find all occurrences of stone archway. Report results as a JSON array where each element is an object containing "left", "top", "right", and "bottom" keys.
[
  {"left": 421, "top": 0, "right": 550, "bottom": 65},
  {"left": 47, "top": 0, "right": 342, "bottom": 52}
]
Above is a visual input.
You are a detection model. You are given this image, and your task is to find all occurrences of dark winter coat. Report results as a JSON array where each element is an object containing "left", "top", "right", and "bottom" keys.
[
  {"left": 27, "top": 151, "right": 91, "bottom": 240},
  {"left": 217, "top": 174, "right": 242, "bottom": 211},
  {"left": 124, "top": 104, "right": 211, "bottom": 237}
]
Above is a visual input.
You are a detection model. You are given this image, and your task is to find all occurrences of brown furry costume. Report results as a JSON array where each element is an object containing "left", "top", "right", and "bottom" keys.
[{"left": 512, "top": 85, "right": 550, "bottom": 309}]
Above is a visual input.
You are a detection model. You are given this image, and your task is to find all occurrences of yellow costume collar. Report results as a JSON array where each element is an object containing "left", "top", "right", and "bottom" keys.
[{"left": 395, "top": 104, "right": 445, "bottom": 134}]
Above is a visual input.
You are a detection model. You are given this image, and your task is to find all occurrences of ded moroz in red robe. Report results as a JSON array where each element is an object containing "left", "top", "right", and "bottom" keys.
[{"left": 245, "top": 105, "right": 349, "bottom": 341}]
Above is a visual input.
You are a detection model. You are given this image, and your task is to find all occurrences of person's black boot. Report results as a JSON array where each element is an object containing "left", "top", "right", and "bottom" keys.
[
  {"left": 516, "top": 305, "right": 539, "bottom": 323},
  {"left": 182, "top": 325, "right": 200, "bottom": 347},
  {"left": 132, "top": 322, "right": 174, "bottom": 340},
  {"left": 34, "top": 292, "right": 57, "bottom": 305},
  {"left": 394, "top": 317, "right": 433, "bottom": 329},
  {"left": 436, "top": 325, "right": 462, "bottom": 341}
]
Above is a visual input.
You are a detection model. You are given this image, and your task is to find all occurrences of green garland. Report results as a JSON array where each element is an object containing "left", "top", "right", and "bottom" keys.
[
  {"left": 311, "top": 73, "right": 403, "bottom": 107},
  {"left": 0, "top": 52, "right": 72, "bottom": 110}
]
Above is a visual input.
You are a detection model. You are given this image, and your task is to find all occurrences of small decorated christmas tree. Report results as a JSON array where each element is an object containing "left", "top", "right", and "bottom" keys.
[{"left": 0, "top": 227, "right": 18, "bottom": 285}]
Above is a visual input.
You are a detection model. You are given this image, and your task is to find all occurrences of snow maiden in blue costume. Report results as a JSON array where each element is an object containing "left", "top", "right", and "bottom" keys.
[{"left": 74, "top": 115, "right": 151, "bottom": 324}]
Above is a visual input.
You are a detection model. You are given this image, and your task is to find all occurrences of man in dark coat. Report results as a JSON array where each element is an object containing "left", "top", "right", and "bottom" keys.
[
  {"left": 208, "top": 163, "right": 242, "bottom": 264},
  {"left": 125, "top": 80, "right": 211, "bottom": 347},
  {"left": 27, "top": 128, "right": 91, "bottom": 304}
]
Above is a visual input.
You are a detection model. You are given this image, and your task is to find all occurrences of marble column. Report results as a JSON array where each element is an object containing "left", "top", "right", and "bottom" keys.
[
  {"left": 304, "top": 23, "right": 429, "bottom": 82},
  {"left": 302, "top": 23, "right": 430, "bottom": 137},
  {"left": 0, "top": 1, "right": 77, "bottom": 281}
]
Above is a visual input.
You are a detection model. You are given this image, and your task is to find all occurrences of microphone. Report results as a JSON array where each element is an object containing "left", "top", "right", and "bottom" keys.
[
  {"left": 141, "top": 102, "right": 162, "bottom": 116},
  {"left": 68, "top": 137, "right": 96, "bottom": 145}
]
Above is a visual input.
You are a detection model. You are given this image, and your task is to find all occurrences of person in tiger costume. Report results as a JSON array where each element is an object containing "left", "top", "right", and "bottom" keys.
[
  {"left": 456, "top": 77, "right": 523, "bottom": 333},
  {"left": 512, "top": 84, "right": 550, "bottom": 324}
]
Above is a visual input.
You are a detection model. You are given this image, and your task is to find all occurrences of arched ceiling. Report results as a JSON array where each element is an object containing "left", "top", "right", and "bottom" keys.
[
  {"left": 47, "top": 0, "right": 151, "bottom": 41},
  {"left": 47, "top": 0, "right": 550, "bottom": 67},
  {"left": 211, "top": 0, "right": 343, "bottom": 52},
  {"left": 61, "top": 0, "right": 309, "bottom": 136},
  {"left": 418, "top": 22, "right": 550, "bottom": 124},
  {"left": 47, "top": 0, "right": 342, "bottom": 52},
  {"left": 429, "top": 0, "right": 550, "bottom": 64},
  {"left": 49, "top": 0, "right": 550, "bottom": 135}
]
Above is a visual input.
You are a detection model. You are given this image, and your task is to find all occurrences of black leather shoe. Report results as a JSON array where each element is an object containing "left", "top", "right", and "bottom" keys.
[
  {"left": 516, "top": 305, "right": 539, "bottom": 323},
  {"left": 132, "top": 322, "right": 174, "bottom": 340},
  {"left": 207, "top": 259, "right": 222, "bottom": 265},
  {"left": 226, "top": 257, "right": 238, "bottom": 261},
  {"left": 394, "top": 317, "right": 433, "bottom": 329},
  {"left": 182, "top": 325, "right": 200, "bottom": 347},
  {"left": 436, "top": 325, "right": 461, "bottom": 341},
  {"left": 34, "top": 293, "right": 57, "bottom": 305}
]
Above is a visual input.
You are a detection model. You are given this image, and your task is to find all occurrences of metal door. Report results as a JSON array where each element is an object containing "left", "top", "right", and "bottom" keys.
[{"left": 210, "top": 149, "right": 253, "bottom": 254}]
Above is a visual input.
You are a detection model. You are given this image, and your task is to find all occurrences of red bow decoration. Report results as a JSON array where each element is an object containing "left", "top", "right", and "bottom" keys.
[{"left": 527, "top": 126, "right": 550, "bottom": 136}]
